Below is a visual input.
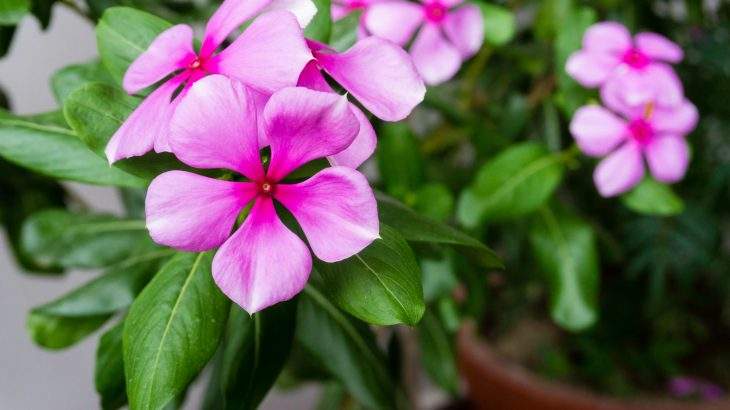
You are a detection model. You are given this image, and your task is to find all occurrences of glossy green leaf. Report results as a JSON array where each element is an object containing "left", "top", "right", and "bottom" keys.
[
  {"left": 304, "top": 0, "right": 331, "bottom": 43},
  {"left": 95, "top": 321, "right": 127, "bottom": 410},
  {"left": 316, "top": 224, "right": 424, "bottom": 326},
  {"left": 0, "top": 0, "right": 29, "bottom": 25},
  {"left": 529, "top": 207, "right": 599, "bottom": 332},
  {"left": 377, "top": 122, "right": 423, "bottom": 198},
  {"left": 27, "top": 313, "right": 110, "bottom": 350},
  {"left": 96, "top": 7, "right": 171, "bottom": 83},
  {"left": 124, "top": 252, "right": 229, "bottom": 410},
  {"left": 297, "top": 285, "right": 396, "bottom": 409},
  {"left": 0, "top": 118, "right": 145, "bottom": 187},
  {"left": 478, "top": 3, "right": 516, "bottom": 46},
  {"left": 329, "top": 10, "right": 360, "bottom": 52},
  {"left": 63, "top": 82, "right": 188, "bottom": 180},
  {"left": 457, "top": 142, "right": 564, "bottom": 228},
  {"left": 622, "top": 178, "right": 685, "bottom": 216},
  {"left": 51, "top": 61, "right": 114, "bottom": 104},
  {"left": 418, "top": 310, "right": 458, "bottom": 394},
  {"left": 412, "top": 183, "right": 454, "bottom": 222},
  {"left": 20, "top": 209, "right": 148, "bottom": 269},
  {"left": 377, "top": 193, "right": 502, "bottom": 268}
]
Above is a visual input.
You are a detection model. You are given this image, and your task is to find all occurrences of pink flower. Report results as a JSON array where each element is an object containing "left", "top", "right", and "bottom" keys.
[
  {"left": 566, "top": 22, "right": 685, "bottom": 111},
  {"left": 570, "top": 98, "right": 698, "bottom": 197},
  {"left": 105, "top": 0, "right": 317, "bottom": 163},
  {"left": 363, "top": 0, "right": 484, "bottom": 85},
  {"left": 145, "top": 75, "right": 379, "bottom": 313},
  {"left": 297, "top": 38, "right": 425, "bottom": 167},
  {"left": 331, "top": 0, "right": 381, "bottom": 38}
]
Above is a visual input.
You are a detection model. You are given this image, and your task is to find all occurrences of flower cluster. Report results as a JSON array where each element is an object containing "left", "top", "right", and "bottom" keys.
[
  {"left": 111, "top": 0, "right": 428, "bottom": 312},
  {"left": 566, "top": 22, "right": 698, "bottom": 197}
]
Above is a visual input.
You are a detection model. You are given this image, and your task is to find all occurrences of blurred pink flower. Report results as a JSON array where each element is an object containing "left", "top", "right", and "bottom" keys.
[
  {"left": 331, "top": 0, "right": 381, "bottom": 38},
  {"left": 669, "top": 376, "right": 725, "bottom": 401},
  {"left": 297, "top": 38, "right": 425, "bottom": 167},
  {"left": 364, "top": 0, "right": 483, "bottom": 85},
  {"left": 566, "top": 22, "right": 685, "bottom": 111},
  {"left": 105, "top": 0, "right": 316, "bottom": 163},
  {"left": 569, "top": 99, "right": 698, "bottom": 197},
  {"left": 145, "top": 76, "right": 379, "bottom": 313}
]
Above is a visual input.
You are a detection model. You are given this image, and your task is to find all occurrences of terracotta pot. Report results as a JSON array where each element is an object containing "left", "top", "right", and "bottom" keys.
[{"left": 457, "top": 322, "right": 730, "bottom": 410}]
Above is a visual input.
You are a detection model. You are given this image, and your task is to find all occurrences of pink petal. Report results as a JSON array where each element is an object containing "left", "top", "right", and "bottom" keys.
[
  {"left": 569, "top": 105, "right": 627, "bottom": 157},
  {"left": 169, "top": 75, "right": 264, "bottom": 180},
  {"left": 645, "top": 136, "right": 689, "bottom": 183},
  {"left": 105, "top": 75, "right": 185, "bottom": 163},
  {"left": 331, "top": 3, "right": 349, "bottom": 20},
  {"left": 635, "top": 32, "right": 683, "bottom": 63},
  {"left": 214, "top": 11, "right": 313, "bottom": 94},
  {"left": 275, "top": 166, "right": 379, "bottom": 262},
  {"left": 601, "top": 63, "right": 684, "bottom": 113},
  {"left": 410, "top": 24, "right": 462, "bottom": 85},
  {"left": 259, "top": 0, "right": 318, "bottom": 27},
  {"left": 146, "top": 171, "right": 256, "bottom": 251},
  {"left": 421, "top": 0, "right": 462, "bottom": 6},
  {"left": 264, "top": 87, "right": 359, "bottom": 181},
  {"left": 442, "top": 4, "right": 484, "bottom": 57},
  {"left": 363, "top": 1, "right": 424, "bottom": 45},
  {"left": 644, "top": 63, "right": 684, "bottom": 108},
  {"left": 297, "top": 60, "right": 335, "bottom": 92},
  {"left": 315, "top": 37, "right": 426, "bottom": 121},
  {"left": 328, "top": 103, "right": 377, "bottom": 168},
  {"left": 566, "top": 50, "right": 621, "bottom": 87},
  {"left": 212, "top": 196, "right": 311, "bottom": 314},
  {"left": 593, "top": 142, "right": 645, "bottom": 197},
  {"left": 651, "top": 99, "right": 698, "bottom": 136},
  {"left": 122, "top": 25, "right": 195, "bottom": 94},
  {"left": 583, "top": 21, "right": 632, "bottom": 54}
]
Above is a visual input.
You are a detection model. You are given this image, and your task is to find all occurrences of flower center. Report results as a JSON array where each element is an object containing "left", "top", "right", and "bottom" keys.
[
  {"left": 628, "top": 118, "right": 654, "bottom": 145},
  {"left": 258, "top": 181, "right": 275, "bottom": 195},
  {"left": 424, "top": 2, "right": 447, "bottom": 23},
  {"left": 189, "top": 56, "right": 203, "bottom": 70},
  {"left": 622, "top": 47, "right": 651, "bottom": 69}
]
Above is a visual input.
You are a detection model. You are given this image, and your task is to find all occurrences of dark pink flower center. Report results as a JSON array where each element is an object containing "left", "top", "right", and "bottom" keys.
[
  {"left": 627, "top": 118, "right": 654, "bottom": 145},
  {"left": 347, "top": 0, "right": 366, "bottom": 10},
  {"left": 424, "top": 2, "right": 448, "bottom": 24},
  {"left": 622, "top": 47, "right": 651, "bottom": 69},
  {"left": 258, "top": 181, "right": 276, "bottom": 196}
]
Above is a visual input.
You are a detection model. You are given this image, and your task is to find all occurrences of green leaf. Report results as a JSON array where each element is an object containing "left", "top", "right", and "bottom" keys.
[
  {"left": 377, "top": 122, "right": 423, "bottom": 198},
  {"left": 0, "top": 118, "right": 145, "bottom": 187},
  {"left": 63, "top": 82, "right": 189, "bottom": 180},
  {"left": 478, "top": 3, "right": 516, "bottom": 46},
  {"left": 316, "top": 224, "right": 424, "bottom": 326},
  {"left": 411, "top": 183, "right": 454, "bottom": 222},
  {"left": 418, "top": 310, "right": 458, "bottom": 394},
  {"left": 622, "top": 178, "right": 685, "bottom": 216},
  {"left": 304, "top": 0, "right": 331, "bottom": 43},
  {"left": 0, "top": 0, "right": 29, "bottom": 25},
  {"left": 554, "top": 5, "right": 596, "bottom": 116},
  {"left": 52, "top": 61, "right": 114, "bottom": 105},
  {"left": 124, "top": 252, "right": 229, "bottom": 410},
  {"left": 29, "top": 0, "right": 54, "bottom": 28},
  {"left": 529, "top": 207, "right": 599, "bottom": 332},
  {"left": 20, "top": 209, "right": 148, "bottom": 269},
  {"left": 329, "top": 10, "right": 360, "bottom": 52},
  {"left": 95, "top": 321, "right": 127, "bottom": 410},
  {"left": 27, "top": 313, "right": 109, "bottom": 349},
  {"left": 421, "top": 254, "right": 457, "bottom": 303},
  {"left": 457, "top": 142, "right": 564, "bottom": 228},
  {"left": 215, "top": 301, "right": 298, "bottom": 410},
  {"left": 297, "top": 285, "right": 396, "bottom": 409},
  {"left": 377, "top": 193, "right": 502, "bottom": 268},
  {"left": 96, "top": 7, "right": 171, "bottom": 83}
]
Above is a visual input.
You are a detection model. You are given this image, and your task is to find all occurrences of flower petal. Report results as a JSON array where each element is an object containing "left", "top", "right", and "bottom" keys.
[
  {"left": 275, "top": 166, "right": 379, "bottom": 262},
  {"left": 635, "top": 32, "right": 683, "bottom": 63},
  {"left": 146, "top": 171, "right": 256, "bottom": 251},
  {"left": 105, "top": 75, "right": 185, "bottom": 163},
  {"left": 169, "top": 75, "right": 264, "bottom": 180},
  {"left": 328, "top": 103, "right": 377, "bottom": 168},
  {"left": 260, "top": 0, "right": 317, "bottom": 27},
  {"left": 601, "top": 63, "right": 684, "bottom": 113},
  {"left": 264, "top": 87, "right": 359, "bottom": 180},
  {"left": 214, "top": 11, "right": 313, "bottom": 94},
  {"left": 442, "top": 4, "right": 484, "bottom": 57},
  {"left": 593, "top": 142, "right": 645, "bottom": 197},
  {"left": 583, "top": 21, "right": 631, "bottom": 54},
  {"left": 410, "top": 24, "right": 462, "bottom": 85},
  {"left": 645, "top": 135, "right": 689, "bottom": 183},
  {"left": 297, "top": 60, "right": 334, "bottom": 92},
  {"left": 651, "top": 99, "right": 698, "bottom": 136},
  {"left": 122, "top": 25, "right": 195, "bottom": 94},
  {"left": 363, "top": 1, "right": 423, "bottom": 45},
  {"left": 316, "top": 37, "right": 426, "bottom": 121},
  {"left": 566, "top": 50, "right": 620, "bottom": 87},
  {"left": 212, "top": 196, "right": 312, "bottom": 314},
  {"left": 569, "top": 105, "right": 627, "bottom": 157}
]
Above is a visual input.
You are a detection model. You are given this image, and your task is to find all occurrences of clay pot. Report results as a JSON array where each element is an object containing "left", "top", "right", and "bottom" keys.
[{"left": 457, "top": 322, "right": 730, "bottom": 410}]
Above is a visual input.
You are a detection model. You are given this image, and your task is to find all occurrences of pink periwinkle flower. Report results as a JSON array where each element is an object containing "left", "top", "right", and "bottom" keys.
[
  {"left": 567, "top": 22, "right": 685, "bottom": 111},
  {"left": 145, "top": 75, "right": 379, "bottom": 313},
  {"left": 570, "top": 98, "right": 698, "bottom": 197},
  {"left": 105, "top": 0, "right": 316, "bottom": 163},
  {"left": 297, "top": 38, "right": 425, "bottom": 167},
  {"left": 363, "top": 0, "right": 484, "bottom": 85}
]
